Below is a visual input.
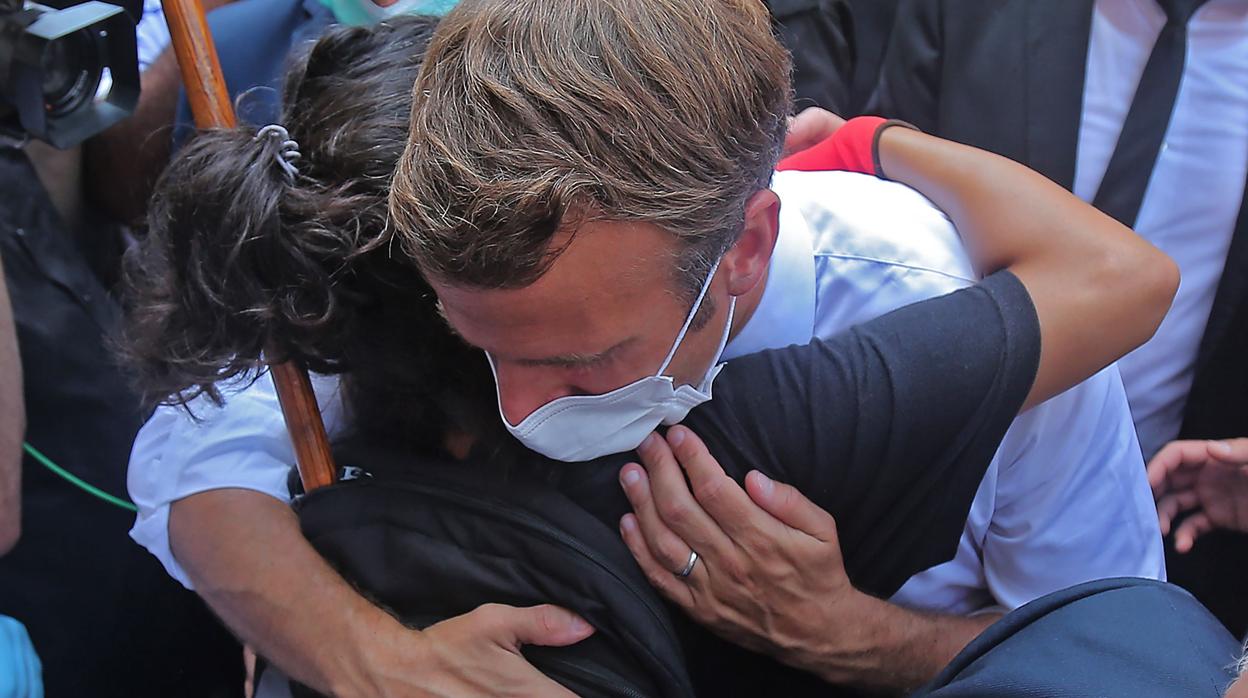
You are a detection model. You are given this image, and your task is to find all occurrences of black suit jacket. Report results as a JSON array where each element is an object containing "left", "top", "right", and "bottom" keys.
[
  {"left": 765, "top": 0, "right": 856, "bottom": 113},
  {"left": 871, "top": 0, "right": 1248, "bottom": 445},
  {"left": 869, "top": 0, "right": 1248, "bottom": 636}
]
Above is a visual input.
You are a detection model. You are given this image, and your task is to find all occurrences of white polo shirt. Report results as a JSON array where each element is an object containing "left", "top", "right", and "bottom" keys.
[{"left": 128, "top": 171, "right": 1164, "bottom": 612}]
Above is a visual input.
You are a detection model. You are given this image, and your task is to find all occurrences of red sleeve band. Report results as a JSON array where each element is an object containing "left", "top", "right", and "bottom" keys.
[{"left": 777, "top": 116, "right": 917, "bottom": 179}]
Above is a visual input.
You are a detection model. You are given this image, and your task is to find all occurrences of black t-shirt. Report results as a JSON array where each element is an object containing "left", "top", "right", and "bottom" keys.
[
  {"left": 541, "top": 270, "right": 1039, "bottom": 696},
  {"left": 554, "top": 269, "right": 1040, "bottom": 599},
  {"left": 334, "top": 271, "right": 1039, "bottom": 590},
  {"left": 316, "top": 270, "right": 1039, "bottom": 697}
]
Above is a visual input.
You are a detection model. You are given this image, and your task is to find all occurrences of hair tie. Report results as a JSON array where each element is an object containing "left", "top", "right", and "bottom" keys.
[{"left": 254, "top": 124, "right": 301, "bottom": 182}]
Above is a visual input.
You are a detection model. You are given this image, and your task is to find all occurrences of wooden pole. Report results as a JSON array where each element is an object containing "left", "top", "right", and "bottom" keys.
[{"left": 160, "top": 0, "right": 338, "bottom": 492}]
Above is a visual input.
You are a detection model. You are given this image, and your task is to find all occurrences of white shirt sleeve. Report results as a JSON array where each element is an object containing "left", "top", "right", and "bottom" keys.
[
  {"left": 979, "top": 364, "right": 1166, "bottom": 608},
  {"left": 127, "top": 371, "right": 346, "bottom": 589},
  {"left": 780, "top": 173, "right": 1165, "bottom": 614},
  {"left": 890, "top": 366, "right": 1166, "bottom": 615}
]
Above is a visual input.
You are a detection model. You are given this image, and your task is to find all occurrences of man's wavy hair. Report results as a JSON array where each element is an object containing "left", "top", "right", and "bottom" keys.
[
  {"left": 389, "top": 0, "right": 793, "bottom": 298},
  {"left": 123, "top": 16, "right": 499, "bottom": 454}
]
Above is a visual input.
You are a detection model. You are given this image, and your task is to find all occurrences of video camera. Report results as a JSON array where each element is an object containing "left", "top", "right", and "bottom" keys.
[{"left": 0, "top": 0, "right": 138, "bottom": 148}]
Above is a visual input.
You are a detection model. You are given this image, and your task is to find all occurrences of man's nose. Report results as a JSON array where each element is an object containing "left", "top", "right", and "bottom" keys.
[{"left": 493, "top": 363, "right": 574, "bottom": 426}]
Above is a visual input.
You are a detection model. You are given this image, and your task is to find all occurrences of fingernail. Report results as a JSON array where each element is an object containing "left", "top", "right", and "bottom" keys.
[
  {"left": 620, "top": 514, "right": 636, "bottom": 532},
  {"left": 568, "top": 615, "right": 591, "bottom": 634},
  {"left": 752, "top": 470, "right": 774, "bottom": 496},
  {"left": 621, "top": 466, "right": 641, "bottom": 487},
  {"left": 667, "top": 427, "right": 685, "bottom": 448},
  {"left": 1211, "top": 440, "right": 1233, "bottom": 456},
  {"left": 640, "top": 433, "right": 659, "bottom": 451}
]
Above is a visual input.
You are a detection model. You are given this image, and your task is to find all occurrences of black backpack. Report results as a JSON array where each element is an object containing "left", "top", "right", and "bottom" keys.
[{"left": 286, "top": 439, "right": 696, "bottom": 698}]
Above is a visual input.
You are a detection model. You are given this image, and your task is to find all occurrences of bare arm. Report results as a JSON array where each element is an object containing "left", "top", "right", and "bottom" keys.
[
  {"left": 804, "top": 595, "right": 1000, "bottom": 693},
  {"left": 170, "top": 488, "right": 589, "bottom": 697},
  {"left": 803, "top": 127, "right": 1174, "bottom": 689},
  {"left": 169, "top": 490, "right": 385, "bottom": 692},
  {"left": 0, "top": 255, "right": 23, "bottom": 554},
  {"left": 877, "top": 126, "right": 1179, "bottom": 409}
]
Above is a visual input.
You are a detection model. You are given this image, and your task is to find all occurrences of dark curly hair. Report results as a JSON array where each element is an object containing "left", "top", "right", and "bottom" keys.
[{"left": 123, "top": 16, "right": 498, "bottom": 455}]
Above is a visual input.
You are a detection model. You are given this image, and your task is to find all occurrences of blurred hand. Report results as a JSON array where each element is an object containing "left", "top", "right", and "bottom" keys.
[
  {"left": 782, "top": 107, "right": 848, "bottom": 157},
  {"left": 1148, "top": 438, "right": 1248, "bottom": 553}
]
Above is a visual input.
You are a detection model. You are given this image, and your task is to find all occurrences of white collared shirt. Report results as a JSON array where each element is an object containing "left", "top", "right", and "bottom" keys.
[
  {"left": 759, "top": 170, "right": 1164, "bottom": 614},
  {"left": 1075, "top": 0, "right": 1248, "bottom": 458},
  {"left": 128, "top": 372, "right": 348, "bottom": 588},
  {"left": 128, "top": 171, "right": 1164, "bottom": 611}
]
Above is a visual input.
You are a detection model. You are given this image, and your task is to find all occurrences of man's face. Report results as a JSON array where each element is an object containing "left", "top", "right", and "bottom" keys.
[{"left": 431, "top": 220, "right": 736, "bottom": 426}]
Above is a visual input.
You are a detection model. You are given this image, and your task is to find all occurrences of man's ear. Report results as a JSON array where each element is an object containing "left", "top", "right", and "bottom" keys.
[{"left": 723, "top": 188, "right": 781, "bottom": 297}]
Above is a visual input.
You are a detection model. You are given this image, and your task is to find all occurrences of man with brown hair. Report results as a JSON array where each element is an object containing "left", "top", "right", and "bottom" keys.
[
  {"left": 393, "top": 0, "right": 791, "bottom": 326},
  {"left": 127, "top": 0, "right": 1172, "bottom": 694},
  {"left": 384, "top": 0, "right": 1164, "bottom": 686}
]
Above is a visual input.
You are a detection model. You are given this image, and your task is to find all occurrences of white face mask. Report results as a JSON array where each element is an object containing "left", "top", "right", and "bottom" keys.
[
  {"left": 487, "top": 259, "right": 736, "bottom": 462},
  {"left": 356, "top": 0, "right": 438, "bottom": 20},
  {"left": 318, "top": 0, "right": 458, "bottom": 25}
]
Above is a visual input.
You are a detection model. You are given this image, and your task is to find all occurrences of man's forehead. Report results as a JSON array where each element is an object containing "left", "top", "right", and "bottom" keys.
[
  {"left": 433, "top": 280, "right": 642, "bottom": 364},
  {"left": 430, "top": 220, "right": 684, "bottom": 360}
]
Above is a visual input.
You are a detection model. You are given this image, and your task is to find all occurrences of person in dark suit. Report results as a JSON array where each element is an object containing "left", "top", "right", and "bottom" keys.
[
  {"left": 763, "top": 0, "right": 855, "bottom": 113},
  {"left": 844, "top": 0, "right": 901, "bottom": 114},
  {"left": 762, "top": 0, "right": 902, "bottom": 116},
  {"left": 871, "top": 0, "right": 1248, "bottom": 638}
]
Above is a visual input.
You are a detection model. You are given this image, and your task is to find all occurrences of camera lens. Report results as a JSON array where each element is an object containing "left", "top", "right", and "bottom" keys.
[{"left": 39, "top": 28, "right": 103, "bottom": 117}]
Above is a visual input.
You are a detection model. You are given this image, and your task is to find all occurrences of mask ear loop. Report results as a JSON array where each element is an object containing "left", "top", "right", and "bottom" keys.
[
  {"left": 711, "top": 297, "right": 736, "bottom": 362},
  {"left": 656, "top": 257, "right": 723, "bottom": 376}
]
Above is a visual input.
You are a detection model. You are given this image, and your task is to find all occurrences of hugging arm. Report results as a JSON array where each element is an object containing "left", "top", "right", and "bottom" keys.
[
  {"left": 171, "top": 488, "right": 589, "bottom": 698},
  {"left": 618, "top": 122, "right": 1178, "bottom": 692},
  {"left": 877, "top": 126, "right": 1178, "bottom": 409}
]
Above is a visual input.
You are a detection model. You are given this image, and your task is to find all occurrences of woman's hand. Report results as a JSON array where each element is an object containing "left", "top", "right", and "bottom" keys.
[
  {"left": 1148, "top": 438, "right": 1248, "bottom": 552},
  {"left": 172, "top": 490, "right": 591, "bottom": 698},
  {"left": 346, "top": 603, "right": 592, "bottom": 698},
  {"left": 782, "top": 107, "right": 847, "bottom": 157}
]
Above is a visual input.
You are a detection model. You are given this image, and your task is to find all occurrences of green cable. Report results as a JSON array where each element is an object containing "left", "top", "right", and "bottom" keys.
[{"left": 22, "top": 442, "right": 138, "bottom": 513}]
